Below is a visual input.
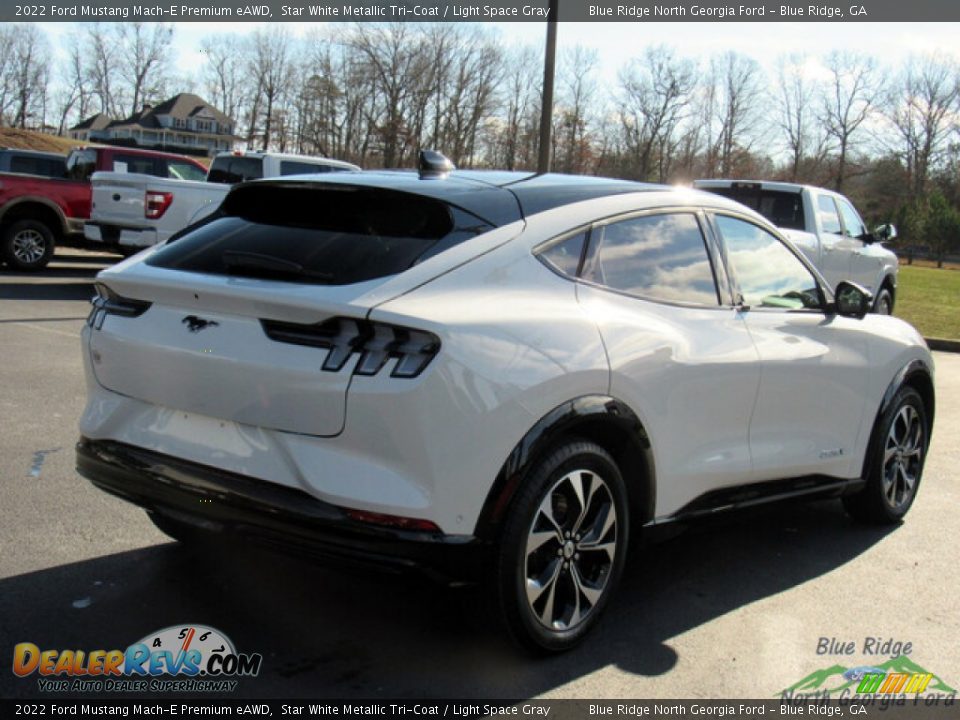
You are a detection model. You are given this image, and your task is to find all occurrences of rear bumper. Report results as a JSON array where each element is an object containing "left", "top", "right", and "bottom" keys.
[
  {"left": 76, "top": 437, "right": 488, "bottom": 585},
  {"left": 85, "top": 222, "right": 158, "bottom": 249}
]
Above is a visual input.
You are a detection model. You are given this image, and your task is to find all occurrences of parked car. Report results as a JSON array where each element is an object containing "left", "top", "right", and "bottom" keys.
[
  {"left": 0, "top": 148, "right": 67, "bottom": 178},
  {"left": 77, "top": 165, "right": 934, "bottom": 653},
  {"left": 0, "top": 145, "right": 207, "bottom": 271},
  {"left": 85, "top": 151, "right": 360, "bottom": 253},
  {"left": 693, "top": 180, "right": 899, "bottom": 313}
]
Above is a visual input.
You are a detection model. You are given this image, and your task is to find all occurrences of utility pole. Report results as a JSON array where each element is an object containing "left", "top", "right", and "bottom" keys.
[{"left": 537, "top": 0, "right": 558, "bottom": 174}]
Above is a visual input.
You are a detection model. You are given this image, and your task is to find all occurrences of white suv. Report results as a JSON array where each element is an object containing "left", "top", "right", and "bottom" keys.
[{"left": 78, "top": 167, "right": 934, "bottom": 652}]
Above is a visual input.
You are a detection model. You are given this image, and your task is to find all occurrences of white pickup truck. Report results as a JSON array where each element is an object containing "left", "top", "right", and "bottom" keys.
[
  {"left": 693, "top": 180, "right": 899, "bottom": 314},
  {"left": 85, "top": 151, "right": 360, "bottom": 252}
]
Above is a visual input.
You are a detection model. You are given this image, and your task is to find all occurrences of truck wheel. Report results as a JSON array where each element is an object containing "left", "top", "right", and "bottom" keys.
[
  {"left": 2, "top": 219, "right": 55, "bottom": 271},
  {"left": 873, "top": 288, "right": 893, "bottom": 315}
]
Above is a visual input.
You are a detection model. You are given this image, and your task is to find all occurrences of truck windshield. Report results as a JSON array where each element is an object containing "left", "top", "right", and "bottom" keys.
[{"left": 704, "top": 187, "right": 806, "bottom": 231}]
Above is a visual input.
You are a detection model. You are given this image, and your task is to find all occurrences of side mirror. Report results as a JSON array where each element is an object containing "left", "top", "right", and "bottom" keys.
[
  {"left": 872, "top": 223, "right": 897, "bottom": 243},
  {"left": 835, "top": 281, "right": 873, "bottom": 319}
]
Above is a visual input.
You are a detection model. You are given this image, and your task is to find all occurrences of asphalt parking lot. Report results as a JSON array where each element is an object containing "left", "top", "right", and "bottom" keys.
[{"left": 1, "top": 249, "right": 958, "bottom": 700}]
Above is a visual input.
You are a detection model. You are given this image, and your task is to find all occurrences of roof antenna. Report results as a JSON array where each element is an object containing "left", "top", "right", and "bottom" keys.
[{"left": 419, "top": 149, "right": 455, "bottom": 179}]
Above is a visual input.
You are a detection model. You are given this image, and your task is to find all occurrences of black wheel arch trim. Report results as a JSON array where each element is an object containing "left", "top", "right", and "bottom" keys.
[
  {"left": 861, "top": 358, "right": 935, "bottom": 479},
  {"left": 474, "top": 395, "right": 655, "bottom": 540}
]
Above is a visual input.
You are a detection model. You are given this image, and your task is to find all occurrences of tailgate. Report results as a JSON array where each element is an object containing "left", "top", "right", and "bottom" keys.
[{"left": 90, "top": 172, "right": 150, "bottom": 226}]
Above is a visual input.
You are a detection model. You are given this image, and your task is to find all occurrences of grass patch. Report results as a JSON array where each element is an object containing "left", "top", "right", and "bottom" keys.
[{"left": 895, "top": 265, "right": 960, "bottom": 340}]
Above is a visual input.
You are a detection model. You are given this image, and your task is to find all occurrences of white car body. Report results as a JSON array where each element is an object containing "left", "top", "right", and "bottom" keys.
[
  {"left": 693, "top": 180, "right": 899, "bottom": 312},
  {"left": 84, "top": 151, "right": 360, "bottom": 250},
  {"left": 77, "top": 170, "right": 934, "bottom": 651}
]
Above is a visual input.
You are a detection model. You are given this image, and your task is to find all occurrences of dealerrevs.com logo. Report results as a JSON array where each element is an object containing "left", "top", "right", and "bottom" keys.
[{"left": 12, "top": 624, "right": 262, "bottom": 693}]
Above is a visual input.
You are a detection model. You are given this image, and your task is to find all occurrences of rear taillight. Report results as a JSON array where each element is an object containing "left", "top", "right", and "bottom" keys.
[
  {"left": 261, "top": 317, "right": 440, "bottom": 379},
  {"left": 145, "top": 190, "right": 173, "bottom": 219},
  {"left": 87, "top": 283, "right": 151, "bottom": 329}
]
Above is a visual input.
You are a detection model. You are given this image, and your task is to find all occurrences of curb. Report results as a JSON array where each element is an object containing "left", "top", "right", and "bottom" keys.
[{"left": 925, "top": 337, "right": 960, "bottom": 353}]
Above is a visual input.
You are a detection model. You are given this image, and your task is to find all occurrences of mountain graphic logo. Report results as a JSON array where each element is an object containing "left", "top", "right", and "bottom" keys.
[{"left": 780, "top": 656, "right": 956, "bottom": 696}]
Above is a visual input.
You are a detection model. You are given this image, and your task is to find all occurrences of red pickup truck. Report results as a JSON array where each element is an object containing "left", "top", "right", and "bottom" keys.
[{"left": 0, "top": 145, "right": 207, "bottom": 271}]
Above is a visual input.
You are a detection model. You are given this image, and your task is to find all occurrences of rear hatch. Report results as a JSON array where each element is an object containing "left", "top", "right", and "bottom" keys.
[{"left": 88, "top": 180, "right": 508, "bottom": 437}]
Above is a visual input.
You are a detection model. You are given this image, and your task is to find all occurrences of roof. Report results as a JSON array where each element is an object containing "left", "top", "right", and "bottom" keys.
[
  {"left": 70, "top": 113, "right": 111, "bottom": 131},
  {"left": 151, "top": 93, "right": 233, "bottom": 127},
  {"left": 69, "top": 94, "right": 234, "bottom": 134},
  {"left": 249, "top": 171, "right": 667, "bottom": 227}
]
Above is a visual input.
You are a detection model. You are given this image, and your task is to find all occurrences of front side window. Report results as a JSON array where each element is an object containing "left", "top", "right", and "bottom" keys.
[
  {"left": 817, "top": 195, "right": 842, "bottom": 234},
  {"left": 714, "top": 214, "right": 821, "bottom": 311},
  {"left": 583, "top": 213, "right": 719, "bottom": 306},
  {"left": 836, "top": 198, "right": 867, "bottom": 238}
]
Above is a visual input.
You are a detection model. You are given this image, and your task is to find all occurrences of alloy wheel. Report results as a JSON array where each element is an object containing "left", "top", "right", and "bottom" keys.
[
  {"left": 523, "top": 469, "right": 618, "bottom": 631},
  {"left": 881, "top": 405, "right": 923, "bottom": 510},
  {"left": 12, "top": 228, "right": 47, "bottom": 265}
]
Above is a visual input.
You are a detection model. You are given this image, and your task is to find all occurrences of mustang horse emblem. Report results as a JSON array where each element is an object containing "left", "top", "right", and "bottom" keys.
[{"left": 182, "top": 315, "right": 219, "bottom": 333}]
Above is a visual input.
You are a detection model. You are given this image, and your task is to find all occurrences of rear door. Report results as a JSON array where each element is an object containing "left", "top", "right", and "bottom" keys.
[
  {"left": 710, "top": 212, "right": 869, "bottom": 481},
  {"left": 572, "top": 209, "right": 761, "bottom": 516}
]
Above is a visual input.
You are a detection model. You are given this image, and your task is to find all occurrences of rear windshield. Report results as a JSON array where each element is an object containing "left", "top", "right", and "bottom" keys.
[
  {"left": 207, "top": 156, "right": 263, "bottom": 184},
  {"left": 702, "top": 186, "right": 806, "bottom": 231},
  {"left": 146, "top": 184, "right": 494, "bottom": 285}
]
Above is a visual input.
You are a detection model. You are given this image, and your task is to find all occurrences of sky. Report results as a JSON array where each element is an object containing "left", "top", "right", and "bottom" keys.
[{"left": 40, "top": 21, "right": 960, "bottom": 89}]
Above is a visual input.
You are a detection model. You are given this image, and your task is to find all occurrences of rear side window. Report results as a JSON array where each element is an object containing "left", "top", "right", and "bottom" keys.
[
  {"left": 280, "top": 160, "right": 349, "bottom": 176},
  {"left": 583, "top": 213, "right": 719, "bottom": 306},
  {"left": 701, "top": 186, "right": 805, "bottom": 231},
  {"left": 147, "top": 184, "right": 494, "bottom": 286},
  {"left": 538, "top": 231, "right": 587, "bottom": 277},
  {"left": 207, "top": 157, "right": 263, "bottom": 184},
  {"left": 113, "top": 154, "right": 161, "bottom": 175},
  {"left": 10, "top": 155, "right": 66, "bottom": 177}
]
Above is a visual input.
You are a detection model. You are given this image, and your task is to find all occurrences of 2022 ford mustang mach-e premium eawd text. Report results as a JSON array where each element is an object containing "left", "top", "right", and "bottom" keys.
[{"left": 77, "top": 168, "right": 934, "bottom": 652}]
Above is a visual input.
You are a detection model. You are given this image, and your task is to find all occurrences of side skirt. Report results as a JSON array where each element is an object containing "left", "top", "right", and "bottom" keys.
[{"left": 649, "top": 475, "right": 866, "bottom": 525}]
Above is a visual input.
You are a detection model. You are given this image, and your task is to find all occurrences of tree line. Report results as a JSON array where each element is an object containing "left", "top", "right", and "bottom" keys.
[{"left": 2, "top": 22, "right": 959, "bottom": 259}]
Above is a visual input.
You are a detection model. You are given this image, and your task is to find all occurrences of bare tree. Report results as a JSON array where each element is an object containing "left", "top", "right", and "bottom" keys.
[
  {"left": 249, "top": 27, "right": 294, "bottom": 151},
  {"left": 555, "top": 46, "right": 599, "bottom": 174},
  {"left": 117, "top": 23, "right": 174, "bottom": 116},
  {"left": 819, "top": 51, "right": 877, "bottom": 192},
  {"left": 705, "top": 52, "right": 765, "bottom": 177},
  {"left": 200, "top": 34, "right": 249, "bottom": 136},
  {"left": 617, "top": 46, "right": 696, "bottom": 181},
  {"left": 886, "top": 53, "right": 960, "bottom": 198},
  {"left": 775, "top": 54, "right": 827, "bottom": 182},
  {"left": 3, "top": 26, "right": 51, "bottom": 129}
]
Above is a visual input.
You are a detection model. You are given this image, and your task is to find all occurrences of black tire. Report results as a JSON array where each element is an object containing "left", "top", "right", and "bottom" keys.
[
  {"left": 843, "top": 386, "right": 928, "bottom": 524},
  {"left": 148, "top": 511, "right": 205, "bottom": 544},
  {"left": 873, "top": 287, "right": 894, "bottom": 315},
  {"left": 492, "top": 439, "right": 630, "bottom": 653},
  {"left": 2, "top": 219, "right": 55, "bottom": 271}
]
